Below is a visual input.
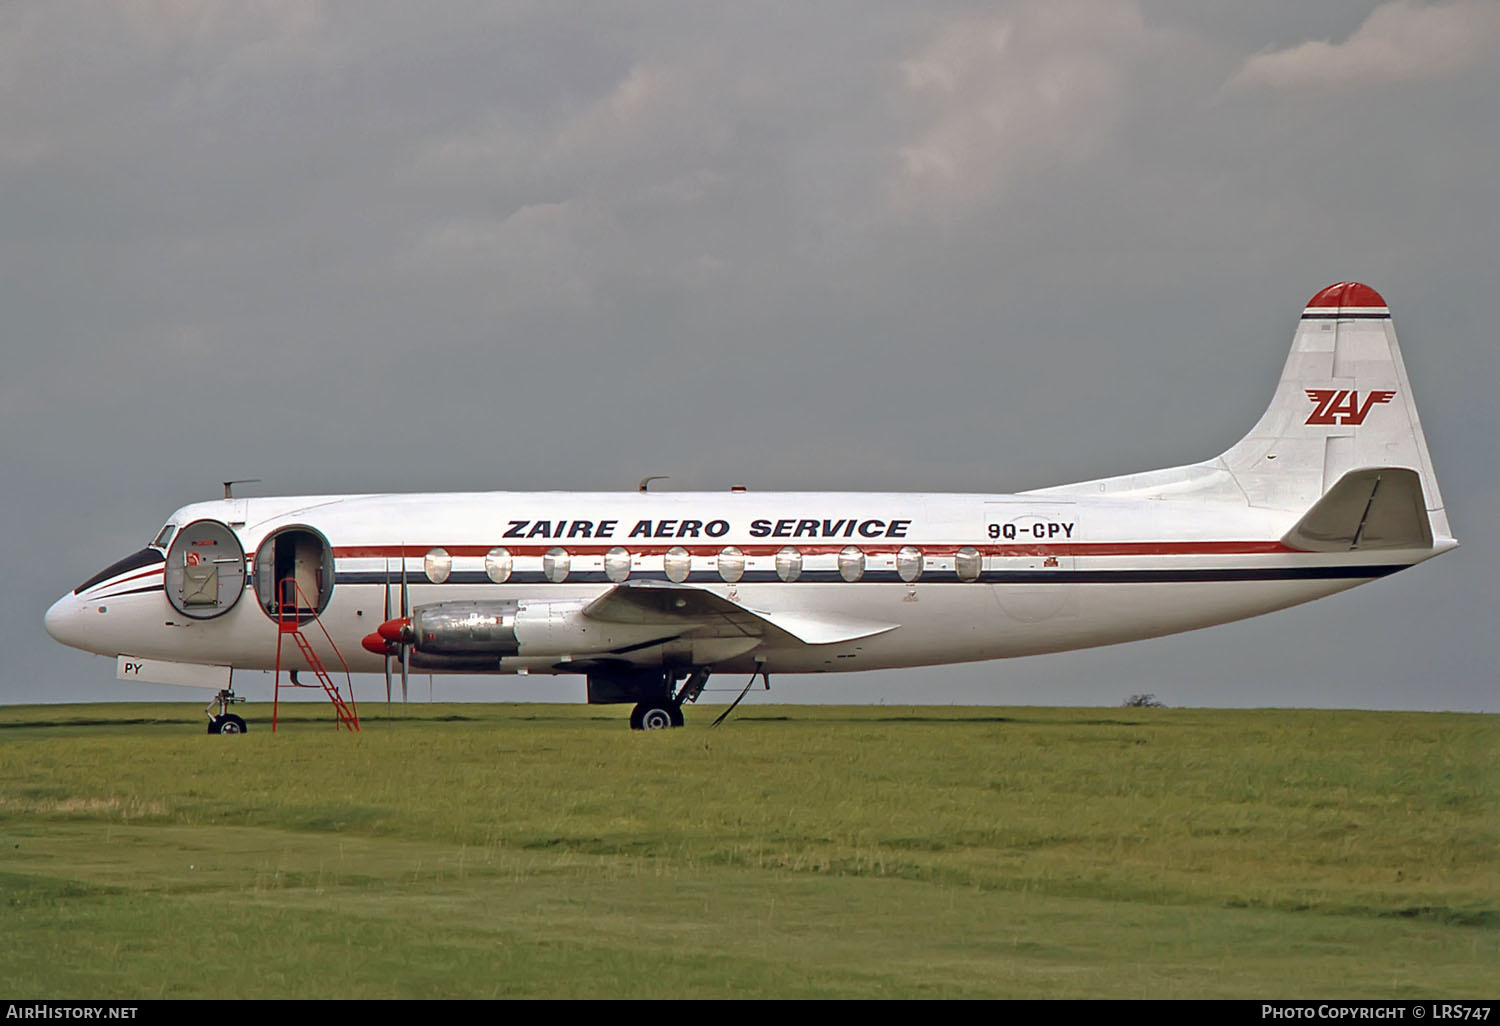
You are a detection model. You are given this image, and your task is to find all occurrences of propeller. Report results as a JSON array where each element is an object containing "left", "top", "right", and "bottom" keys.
[
  {"left": 383, "top": 559, "right": 392, "bottom": 706},
  {"left": 400, "top": 548, "right": 409, "bottom": 706},
  {"left": 361, "top": 549, "right": 413, "bottom": 708}
]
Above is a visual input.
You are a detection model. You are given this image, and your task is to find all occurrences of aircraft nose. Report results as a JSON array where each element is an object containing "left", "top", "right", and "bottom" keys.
[{"left": 44, "top": 593, "right": 85, "bottom": 649}]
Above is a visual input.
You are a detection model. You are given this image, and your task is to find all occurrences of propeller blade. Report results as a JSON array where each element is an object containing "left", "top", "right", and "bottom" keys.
[
  {"left": 400, "top": 548, "right": 409, "bottom": 705},
  {"left": 383, "top": 559, "right": 392, "bottom": 707}
]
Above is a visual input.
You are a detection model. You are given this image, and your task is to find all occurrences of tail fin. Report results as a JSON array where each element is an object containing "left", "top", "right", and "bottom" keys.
[{"left": 1031, "top": 283, "right": 1452, "bottom": 540}]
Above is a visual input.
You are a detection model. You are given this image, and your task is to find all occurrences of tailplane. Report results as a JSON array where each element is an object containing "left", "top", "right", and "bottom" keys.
[
  {"left": 1031, "top": 283, "right": 1452, "bottom": 542},
  {"left": 1280, "top": 467, "right": 1432, "bottom": 552}
]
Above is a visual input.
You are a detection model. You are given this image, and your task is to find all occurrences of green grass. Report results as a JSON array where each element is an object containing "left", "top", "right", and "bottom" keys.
[{"left": 1, "top": 702, "right": 1495, "bottom": 998}]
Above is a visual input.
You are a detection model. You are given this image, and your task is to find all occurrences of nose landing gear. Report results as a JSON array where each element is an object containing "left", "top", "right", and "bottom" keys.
[{"left": 206, "top": 688, "right": 247, "bottom": 735}]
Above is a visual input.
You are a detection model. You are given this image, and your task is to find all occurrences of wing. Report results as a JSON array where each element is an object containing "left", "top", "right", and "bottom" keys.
[{"left": 581, "top": 580, "right": 900, "bottom": 646}]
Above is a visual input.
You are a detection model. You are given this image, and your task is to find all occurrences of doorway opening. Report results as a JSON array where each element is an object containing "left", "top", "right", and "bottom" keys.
[{"left": 254, "top": 526, "right": 335, "bottom": 625}]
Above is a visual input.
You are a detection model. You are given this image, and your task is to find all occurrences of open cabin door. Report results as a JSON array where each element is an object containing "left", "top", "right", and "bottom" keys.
[
  {"left": 164, "top": 520, "right": 246, "bottom": 619},
  {"left": 253, "top": 526, "right": 335, "bottom": 624}
]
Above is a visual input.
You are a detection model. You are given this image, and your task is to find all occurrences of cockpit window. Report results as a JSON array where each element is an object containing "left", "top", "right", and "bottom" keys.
[{"left": 151, "top": 524, "right": 176, "bottom": 550}]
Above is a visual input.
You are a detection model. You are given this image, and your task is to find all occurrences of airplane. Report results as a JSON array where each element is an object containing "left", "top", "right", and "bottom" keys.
[{"left": 44, "top": 283, "right": 1455, "bottom": 733}]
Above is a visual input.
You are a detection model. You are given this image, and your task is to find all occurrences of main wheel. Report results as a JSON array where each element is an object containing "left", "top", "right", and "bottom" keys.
[{"left": 630, "top": 701, "right": 682, "bottom": 731}]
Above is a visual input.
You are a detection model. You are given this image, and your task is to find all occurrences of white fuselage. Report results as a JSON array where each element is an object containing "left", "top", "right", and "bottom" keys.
[{"left": 44, "top": 488, "right": 1448, "bottom": 683}]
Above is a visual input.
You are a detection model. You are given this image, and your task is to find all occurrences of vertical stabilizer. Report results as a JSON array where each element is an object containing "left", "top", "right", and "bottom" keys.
[
  {"left": 1030, "top": 283, "right": 1452, "bottom": 542},
  {"left": 1216, "top": 283, "right": 1449, "bottom": 536}
]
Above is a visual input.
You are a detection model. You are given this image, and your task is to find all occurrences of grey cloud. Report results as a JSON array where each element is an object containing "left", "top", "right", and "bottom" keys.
[
  {"left": 889, "top": 1, "right": 1182, "bottom": 219},
  {"left": 1228, "top": 0, "right": 1500, "bottom": 91}
]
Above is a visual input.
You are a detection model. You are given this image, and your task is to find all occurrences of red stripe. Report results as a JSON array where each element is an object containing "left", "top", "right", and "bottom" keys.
[
  {"left": 107, "top": 566, "right": 166, "bottom": 587},
  {"left": 332, "top": 541, "right": 1297, "bottom": 559},
  {"left": 1037, "top": 541, "right": 1294, "bottom": 556}
]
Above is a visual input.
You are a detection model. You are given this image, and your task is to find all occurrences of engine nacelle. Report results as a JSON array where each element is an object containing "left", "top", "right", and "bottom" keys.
[
  {"left": 410, "top": 600, "right": 521, "bottom": 655},
  {"left": 406, "top": 599, "right": 673, "bottom": 658}
]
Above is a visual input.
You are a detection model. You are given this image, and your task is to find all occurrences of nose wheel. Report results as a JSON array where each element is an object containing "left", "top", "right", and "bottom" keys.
[{"left": 205, "top": 688, "right": 248, "bottom": 735}]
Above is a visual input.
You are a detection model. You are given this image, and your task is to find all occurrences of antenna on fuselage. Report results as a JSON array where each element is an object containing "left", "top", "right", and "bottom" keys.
[
  {"left": 222, "top": 479, "right": 262, "bottom": 500},
  {"left": 638, "top": 476, "right": 669, "bottom": 493}
]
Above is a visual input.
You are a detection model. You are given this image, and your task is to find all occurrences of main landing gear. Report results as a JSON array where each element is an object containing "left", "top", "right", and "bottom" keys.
[
  {"left": 590, "top": 667, "right": 767, "bottom": 731},
  {"left": 629, "top": 700, "right": 684, "bottom": 731},
  {"left": 206, "top": 688, "right": 247, "bottom": 735},
  {"left": 626, "top": 668, "right": 710, "bottom": 731}
]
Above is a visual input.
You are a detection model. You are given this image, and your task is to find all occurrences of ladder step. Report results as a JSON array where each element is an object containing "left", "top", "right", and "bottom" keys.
[{"left": 277, "top": 628, "right": 359, "bottom": 731}]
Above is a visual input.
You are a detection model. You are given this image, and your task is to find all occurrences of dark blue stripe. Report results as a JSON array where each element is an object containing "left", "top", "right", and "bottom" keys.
[
  {"left": 987, "top": 566, "right": 1405, "bottom": 583},
  {"left": 335, "top": 565, "right": 1407, "bottom": 587},
  {"left": 1299, "top": 312, "right": 1389, "bottom": 320}
]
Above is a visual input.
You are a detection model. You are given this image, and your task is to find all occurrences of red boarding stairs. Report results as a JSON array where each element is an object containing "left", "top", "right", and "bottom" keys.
[{"left": 272, "top": 578, "right": 360, "bottom": 732}]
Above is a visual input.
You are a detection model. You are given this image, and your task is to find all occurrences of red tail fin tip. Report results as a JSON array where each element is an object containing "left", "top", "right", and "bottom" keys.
[{"left": 1306, "top": 282, "right": 1386, "bottom": 309}]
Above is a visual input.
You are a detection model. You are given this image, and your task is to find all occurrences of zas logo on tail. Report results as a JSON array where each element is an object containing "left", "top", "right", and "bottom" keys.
[{"left": 1305, "top": 389, "right": 1396, "bottom": 426}]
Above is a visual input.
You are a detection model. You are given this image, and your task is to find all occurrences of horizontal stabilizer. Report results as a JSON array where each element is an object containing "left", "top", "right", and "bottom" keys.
[
  {"left": 583, "top": 580, "right": 899, "bottom": 646},
  {"left": 1281, "top": 468, "right": 1432, "bottom": 552}
]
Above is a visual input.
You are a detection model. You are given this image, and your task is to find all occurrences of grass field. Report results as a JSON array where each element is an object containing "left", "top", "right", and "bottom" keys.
[{"left": 1, "top": 701, "right": 1495, "bottom": 998}]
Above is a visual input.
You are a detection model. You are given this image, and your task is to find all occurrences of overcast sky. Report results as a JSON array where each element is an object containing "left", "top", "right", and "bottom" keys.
[{"left": 4, "top": 1, "right": 1496, "bottom": 711}]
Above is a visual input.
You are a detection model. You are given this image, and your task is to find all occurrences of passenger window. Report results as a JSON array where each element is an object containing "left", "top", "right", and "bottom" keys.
[
  {"left": 838, "top": 546, "right": 865, "bottom": 582},
  {"left": 897, "top": 545, "right": 923, "bottom": 583},
  {"left": 663, "top": 546, "right": 691, "bottom": 583},
  {"left": 485, "top": 547, "right": 512, "bottom": 584},
  {"left": 775, "top": 546, "right": 802, "bottom": 582},
  {"left": 955, "top": 546, "right": 982, "bottom": 582},
  {"left": 717, "top": 546, "right": 745, "bottom": 583},
  {"left": 424, "top": 548, "right": 452, "bottom": 584},
  {"left": 604, "top": 546, "right": 631, "bottom": 583}
]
